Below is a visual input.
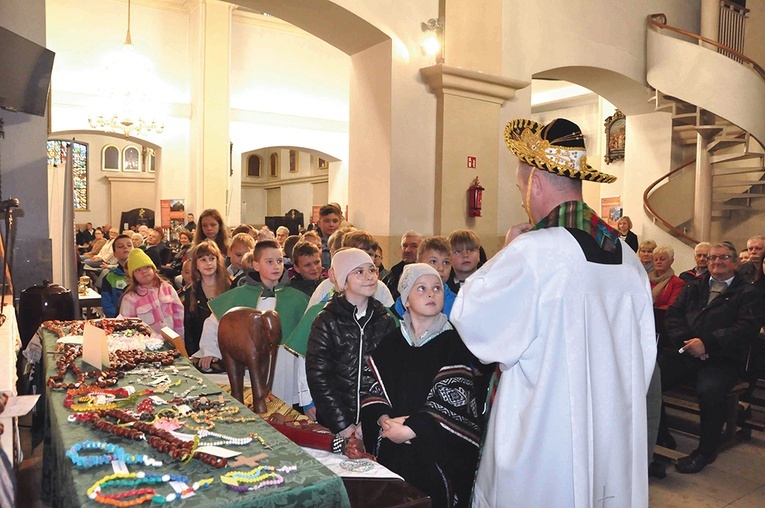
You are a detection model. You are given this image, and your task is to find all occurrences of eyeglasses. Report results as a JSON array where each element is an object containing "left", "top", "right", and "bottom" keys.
[
  {"left": 708, "top": 255, "right": 734, "bottom": 261},
  {"left": 349, "top": 266, "right": 378, "bottom": 279}
]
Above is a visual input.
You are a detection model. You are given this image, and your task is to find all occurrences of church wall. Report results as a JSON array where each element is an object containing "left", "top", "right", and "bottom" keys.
[
  {"left": 46, "top": 0, "right": 353, "bottom": 230},
  {"left": 46, "top": 0, "right": 191, "bottom": 227},
  {"left": 497, "top": 0, "right": 700, "bottom": 257},
  {"left": 228, "top": 15, "right": 351, "bottom": 226}
]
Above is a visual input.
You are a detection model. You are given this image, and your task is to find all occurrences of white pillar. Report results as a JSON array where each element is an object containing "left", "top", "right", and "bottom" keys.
[
  {"left": 700, "top": 0, "right": 720, "bottom": 49},
  {"left": 693, "top": 132, "right": 713, "bottom": 241},
  {"left": 189, "top": 0, "right": 233, "bottom": 219}
]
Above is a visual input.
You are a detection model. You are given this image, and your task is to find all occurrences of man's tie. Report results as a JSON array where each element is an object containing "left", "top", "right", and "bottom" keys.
[{"left": 707, "top": 280, "right": 727, "bottom": 304}]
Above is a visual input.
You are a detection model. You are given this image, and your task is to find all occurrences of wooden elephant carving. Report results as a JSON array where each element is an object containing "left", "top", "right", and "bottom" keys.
[{"left": 218, "top": 307, "right": 282, "bottom": 414}]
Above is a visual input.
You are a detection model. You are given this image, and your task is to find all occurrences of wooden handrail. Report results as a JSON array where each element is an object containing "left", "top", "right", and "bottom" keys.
[
  {"left": 648, "top": 13, "right": 765, "bottom": 82},
  {"left": 643, "top": 158, "right": 700, "bottom": 245}
]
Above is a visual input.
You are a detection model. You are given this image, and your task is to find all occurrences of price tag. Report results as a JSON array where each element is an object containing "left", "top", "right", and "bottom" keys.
[
  {"left": 169, "top": 481, "right": 189, "bottom": 494},
  {"left": 111, "top": 460, "right": 129, "bottom": 474},
  {"left": 195, "top": 446, "right": 241, "bottom": 458}
]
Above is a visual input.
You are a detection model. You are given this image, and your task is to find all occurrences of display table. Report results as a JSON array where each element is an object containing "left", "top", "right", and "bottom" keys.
[
  {"left": 40, "top": 326, "right": 350, "bottom": 508},
  {"left": 78, "top": 288, "right": 102, "bottom": 319}
]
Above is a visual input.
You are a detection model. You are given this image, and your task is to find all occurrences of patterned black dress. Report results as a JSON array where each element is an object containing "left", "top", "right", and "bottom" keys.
[{"left": 360, "top": 328, "right": 482, "bottom": 508}]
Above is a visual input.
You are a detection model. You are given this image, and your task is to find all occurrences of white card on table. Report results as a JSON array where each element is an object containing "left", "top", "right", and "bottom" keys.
[{"left": 82, "top": 323, "right": 109, "bottom": 369}]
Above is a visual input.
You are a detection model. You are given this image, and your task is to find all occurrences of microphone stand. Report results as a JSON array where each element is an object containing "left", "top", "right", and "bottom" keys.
[{"left": 0, "top": 198, "right": 20, "bottom": 326}]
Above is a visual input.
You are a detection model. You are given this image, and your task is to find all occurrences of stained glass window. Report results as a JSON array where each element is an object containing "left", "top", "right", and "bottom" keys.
[{"left": 47, "top": 140, "right": 88, "bottom": 211}]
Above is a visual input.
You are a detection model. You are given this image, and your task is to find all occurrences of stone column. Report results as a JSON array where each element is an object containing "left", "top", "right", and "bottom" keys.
[
  {"left": 420, "top": 0, "right": 528, "bottom": 252},
  {"left": 188, "top": 0, "right": 234, "bottom": 217},
  {"left": 693, "top": 132, "right": 713, "bottom": 241},
  {"left": 700, "top": 0, "right": 720, "bottom": 49}
]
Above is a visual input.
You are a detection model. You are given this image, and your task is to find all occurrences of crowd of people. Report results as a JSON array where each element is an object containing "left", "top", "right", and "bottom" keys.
[
  {"left": 70, "top": 117, "right": 765, "bottom": 507},
  {"left": 74, "top": 203, "right": 493, "bottom": 506},
  {"left": 633, "top": 235, "right": 765, "bottom": 478}
]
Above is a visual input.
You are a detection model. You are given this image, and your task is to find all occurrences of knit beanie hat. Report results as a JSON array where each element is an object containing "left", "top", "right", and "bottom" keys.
[
  {"left": 127, "top": 248, "right": 156, "bottom": 277},
  {"left": 330, "top": 248, "right": 374, "bottom": 291},
  {"left": 398, "top": 263, "right": 442, "bottom": 305}
]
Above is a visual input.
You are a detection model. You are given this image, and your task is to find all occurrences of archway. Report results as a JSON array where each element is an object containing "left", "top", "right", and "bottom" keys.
[{"left": 239, "top": 145, "right": 341, "bottom": 225}]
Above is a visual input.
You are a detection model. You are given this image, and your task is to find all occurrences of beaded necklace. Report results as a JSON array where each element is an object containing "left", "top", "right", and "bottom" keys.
[
  {"left": 70, "top": 409, "right": 227, "bottom": 468},
  {"left": 196, "top": 429, "right": 253, "bottom": 447},
  {"left": 87, "top": 471, "right": 214, "bottom": 505},
  {"left": 63, "top": 386, "right": 135, "bottom": 409},
  {"left": 66, "top": 441, "right": 163, "bottom": 468},
  {"left": 128, "top": 368, "right": 206, "bottom": 399},
  {"left": 220, "top": 465, "right": 297, "bottom": 492},
  {"left": 69, "top": 389, "right": 149, "bottom": 412},
  {"left": 184, "top": 405, "right": 240, "bottom": 431}
]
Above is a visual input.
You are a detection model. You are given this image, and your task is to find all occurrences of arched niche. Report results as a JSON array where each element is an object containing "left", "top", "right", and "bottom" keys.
[{"left": 240, "top": 146, "right": 341, "bottom": 225}]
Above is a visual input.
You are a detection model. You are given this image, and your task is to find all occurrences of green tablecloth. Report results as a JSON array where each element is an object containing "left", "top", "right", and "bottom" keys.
[{"left": 40, "top": 328, "right": 350, "bottom": 508}]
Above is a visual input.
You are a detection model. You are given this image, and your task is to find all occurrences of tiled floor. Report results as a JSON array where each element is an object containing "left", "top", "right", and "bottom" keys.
[
  {"left": 13, "top": 413, "right": 765, "bottom": 507},
  {"left": 649, "top": 423, "right": 765, "bottom": 508}
]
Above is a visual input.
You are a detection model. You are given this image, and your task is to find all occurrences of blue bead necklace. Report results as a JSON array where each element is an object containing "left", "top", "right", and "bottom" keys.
[{"left": 66, "top": 441, "right": 163, "bottom": 469}]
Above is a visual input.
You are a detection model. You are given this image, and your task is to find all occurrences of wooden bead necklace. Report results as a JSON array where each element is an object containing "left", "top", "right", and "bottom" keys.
[
  {"left": 48, "top": 345, "right": 179, "bottom": 391},
  {"left": 71, "top": 409, "right": 228, "bottom": 468}
]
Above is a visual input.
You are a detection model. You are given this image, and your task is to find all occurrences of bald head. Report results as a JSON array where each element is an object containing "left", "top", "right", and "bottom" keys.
[{"left": 516, "top": 162, "right": 583, "bottom": 223}]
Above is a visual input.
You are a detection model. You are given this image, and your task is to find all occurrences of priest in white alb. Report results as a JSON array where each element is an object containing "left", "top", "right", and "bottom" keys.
[{"left": 451, "top": 118, "right": 656, "bottom": 507}]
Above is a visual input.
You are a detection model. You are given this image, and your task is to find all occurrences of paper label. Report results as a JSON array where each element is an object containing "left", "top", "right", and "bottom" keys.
[
  {"left": 149, "top": 396, "right": 167, "bottom": 405},
  {"left": 194, "top": 446, "right": 241, "bottom": 458},
  {"left": 169, "top": 431, "right": 196, "bottom": 442},
  {"left": 0, "top": 395, "right": 40, "bottom": 417},
  {"left": 169, "top": 481, "right": 189, "bottom": 494},
  {"left": 111, "top": 460, "right": 129, "bottom": 474}
]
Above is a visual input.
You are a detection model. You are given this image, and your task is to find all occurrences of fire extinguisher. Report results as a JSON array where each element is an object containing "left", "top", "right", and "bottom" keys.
[{"left": 468, "top": 176, "right": 484, "bottom": 217}]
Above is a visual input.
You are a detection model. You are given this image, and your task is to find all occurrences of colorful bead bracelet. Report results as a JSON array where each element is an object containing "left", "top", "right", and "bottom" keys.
[
  {"left": 220, "top": 465, "right": 296, "bottom": 492},
  {"left": 66, "top": 441, "right": 163, "bottom": 469},
  {"left": 87, "top": 472, "right": 213, "bottom": 505}
]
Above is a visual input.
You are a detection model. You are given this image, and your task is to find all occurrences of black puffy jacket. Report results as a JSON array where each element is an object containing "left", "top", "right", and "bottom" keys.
[
  {"left": 665, "top": 273, "right": 764, "bottom": 367},
  {"left": 306, "top": 293, "right": 397, "bottom": 434}
]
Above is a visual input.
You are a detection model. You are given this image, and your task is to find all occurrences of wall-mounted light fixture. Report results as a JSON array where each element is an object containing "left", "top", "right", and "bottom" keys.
[{"left": 420, "top": 17, "right": 444, "bottom": 62}]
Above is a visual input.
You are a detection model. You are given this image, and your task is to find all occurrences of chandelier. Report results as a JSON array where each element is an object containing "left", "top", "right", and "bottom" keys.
[{"left": 88, "top": 0, "right": 164, "bottom": 138}]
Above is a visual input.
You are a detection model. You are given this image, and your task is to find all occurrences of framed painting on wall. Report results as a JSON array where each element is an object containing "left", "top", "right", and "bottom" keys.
[
  {"left": 123, "top": 146, "right": 141, "bottom": 172},
  {"left": 317, "top": 157, "right": 329, "bottom": 170},
  {"left": 102, "top": 145, "right": 120, "bottom": 172},
  {"left": 289, "top": 150, "right": 298, "bottom": 173},
  {"left": 604, "top": 109, "right": 625, "bottom": 164}
]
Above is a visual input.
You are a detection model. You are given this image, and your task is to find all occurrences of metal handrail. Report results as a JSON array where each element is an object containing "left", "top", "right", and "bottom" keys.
[
  {"left": 648, "top": 13, "right": 765, "bottom": 81},
  {"left": 643, "top": 158, "right": 700, "bottom": 245}
]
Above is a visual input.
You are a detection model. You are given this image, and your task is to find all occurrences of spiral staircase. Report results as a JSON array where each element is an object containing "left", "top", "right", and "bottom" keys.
[{"left": 644, "top": 11, "right": 765, "bottom": 246}]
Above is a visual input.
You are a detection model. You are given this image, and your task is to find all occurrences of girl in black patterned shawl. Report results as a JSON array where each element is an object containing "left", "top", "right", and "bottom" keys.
[{"left": 360, "top": 263, "right": 482, "bottom": 508}]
